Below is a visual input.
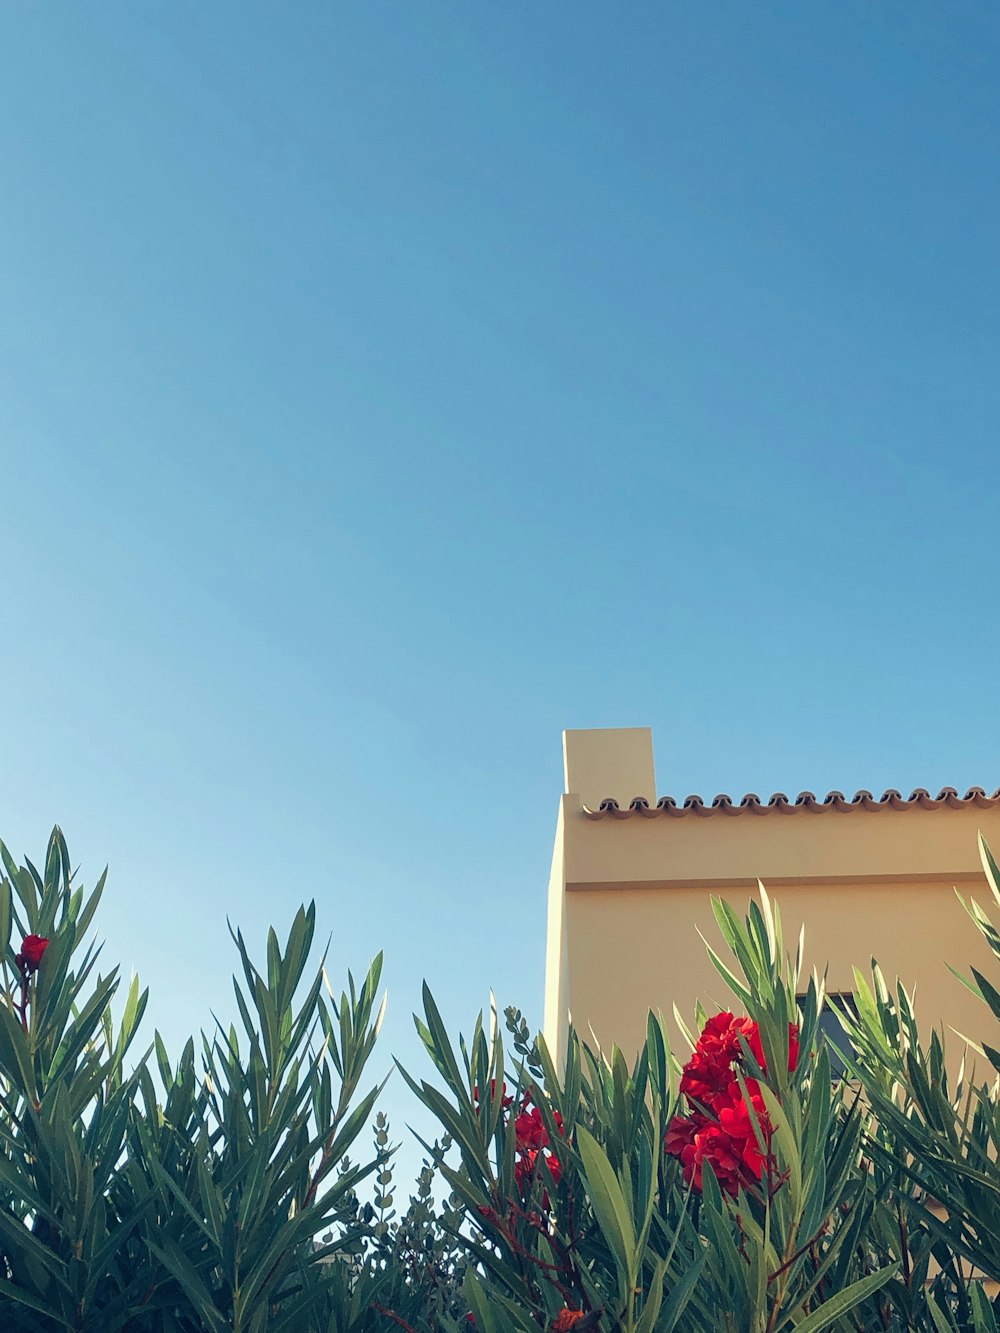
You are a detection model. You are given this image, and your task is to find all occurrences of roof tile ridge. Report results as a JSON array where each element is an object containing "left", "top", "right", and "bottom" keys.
[{"left": 581, "top": 782, "right": 1000, "bottom": 819}]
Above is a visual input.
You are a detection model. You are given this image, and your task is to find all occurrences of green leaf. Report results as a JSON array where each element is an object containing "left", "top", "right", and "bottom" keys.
[
  {"left": 635, "top": 1255, "right": 667, "bottom": 1333},
  {"left": 146, "top": 1237, "right": 228, "bottom": 1333},
  {"left": 576, "top": 1123, "right": 637, "bottom": 1289},
  {"left": 418, "top": 982, "right": 470, "bottom": 1099},
  {"left": 74, "top": 867, "right": 107, "bottom": 939},
  {"left": 658, "top": 1251, "right": 706, "bottom": 1332},
  {"left": 971, "top": 1281, "right": 999, "bottom": 1332},
  {"left": 924, "top": 1292, "right": 957, "bottom": 1333},
  {"left": 757, "top": 1081, "right": 802, "bottom": 1206},
  {"left": 0, "top": 1002, "right": 38, "bottom": 1102},
  {"left": 980, "top": 833, "right": 1000, "bottom": 909},
  {"left": 788, "top": 1262, "right": 899, "bottom": 1333},
  {"left": 0, "top": 1274, "right": 67, "bottom": 1326},
  {"left": 972, "top": 967, "right": 1000, "bottom": 1025},
  {"left": 701, "top": 937, "right": 753, "bottom": 1006},
  {"left": 0, "top": 877, "right": 11, "bottom": 959}
]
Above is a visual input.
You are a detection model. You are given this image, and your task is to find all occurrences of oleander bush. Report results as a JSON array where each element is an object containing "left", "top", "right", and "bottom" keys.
[{"left": 4, "top": 829, "right": 1000, "bottom": 1330}]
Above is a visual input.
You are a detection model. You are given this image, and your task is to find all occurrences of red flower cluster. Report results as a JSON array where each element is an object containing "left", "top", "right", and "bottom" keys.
[
  {"left": 513, "top": 1100, "right": 563, "bottom": 1196},
  {"left": 473, "top": 1079, "right": 514, "bottom": 1109},
  {"left": 665, "top": 1012, "right": 799, "bottom": 1197},
  {"left": 474, "top": 1083, "right": 564, "bottom": 1202},
  {"left": 15, "top": 935, "right": 49, "bottom": 975}
]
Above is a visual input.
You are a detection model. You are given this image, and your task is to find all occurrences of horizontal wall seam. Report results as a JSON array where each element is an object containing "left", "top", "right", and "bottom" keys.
[{"left": 565, "top": 871, "right": 985, "bottom": 892}]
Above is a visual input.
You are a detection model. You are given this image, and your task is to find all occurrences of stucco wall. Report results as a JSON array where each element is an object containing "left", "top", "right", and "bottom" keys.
[
  {"left": 564, "top": 876, "right": 1000, "bottom": 1067},
  {"left": 564, "top": 804, "right": 1000, "bottom": 889},
  {"left": 544, "top": 728, "right": 1000, "bottom": 1069}
]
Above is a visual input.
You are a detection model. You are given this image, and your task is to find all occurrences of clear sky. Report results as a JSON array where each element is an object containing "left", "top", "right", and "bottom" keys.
[{"left": 2, "top": 3, "right": 1000, "bottom": 1165}]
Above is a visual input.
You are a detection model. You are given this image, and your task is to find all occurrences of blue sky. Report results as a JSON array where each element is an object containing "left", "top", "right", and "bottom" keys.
[{"left": 2, "top": 3, "right": 1000, "bottom": 1165}]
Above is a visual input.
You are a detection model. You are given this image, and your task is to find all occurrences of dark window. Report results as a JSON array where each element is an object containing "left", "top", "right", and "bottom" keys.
[{"left": 798, "top": 993, "right": 858, "bottom": 1080}]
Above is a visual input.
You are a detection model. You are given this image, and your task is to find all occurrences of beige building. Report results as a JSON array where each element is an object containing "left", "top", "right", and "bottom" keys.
[{"left": 544, "top": 727, "right": 1000, "bottom": 1068}]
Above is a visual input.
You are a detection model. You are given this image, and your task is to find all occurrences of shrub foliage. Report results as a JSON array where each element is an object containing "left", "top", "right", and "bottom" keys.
[{"left": 2, "top": 827, "right": 1000, "bottom": 1330}]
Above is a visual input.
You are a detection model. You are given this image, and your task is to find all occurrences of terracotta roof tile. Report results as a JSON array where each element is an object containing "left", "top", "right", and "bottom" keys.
[{"left": 582, "top": 787, "right": 1000, "bottom": 820}]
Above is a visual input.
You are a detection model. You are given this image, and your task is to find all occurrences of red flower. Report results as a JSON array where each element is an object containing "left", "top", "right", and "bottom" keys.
[
  {"left": 15, "top": 935, "right": 49, "bottom": 974},
  {"left": 679, "top": 1012, "right": 756, "bottom": 1109},
  {"left": 473, "top": 1080, "right": 513, "bottom": 1110},
  {"left": 514, "top": 1102, "right": 563, "bottom": 1152},
  {"left": 674, "top": 1119, "right": 724, "bottom": 1194},
  {"left": 680, "top": 1014, "right": 800, "bottom": 1111},
  {"left": 514, "top": 1104, "right": 548, "bottom": 1150},
  {"left": 745, "top": 1022, "right": 800, "bottom": 1076},
  {"left": 669, "top": 1091, "right": 768, "bottom": 1197},
  {"left": 480, "top": 1087, "right": 566, "bottom": 1212},
  {"left": 716, "top": 1080, "right": 769, "bottom": 1178},
  {"left": 664, "top": 1112, "right": 702, "bottom": 1159},
  {"left": 696, "top": 1122, "right": 756, "bottom": 1195},
  {"left": 552, "top": 1311, "right": 586, "bottom": 1332},
  {"left": 515, "top": 1148, "right": 538, "bottom": 1193},
  {"left": 698, "top": 1011, "right": 752, "bottom": 1059},
  {"left": 514, "top": 1146, "right": 562, "bottom": 1204},
  {"left": 666, "top": 1010, "right": 800, "bottom": 1196}
]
